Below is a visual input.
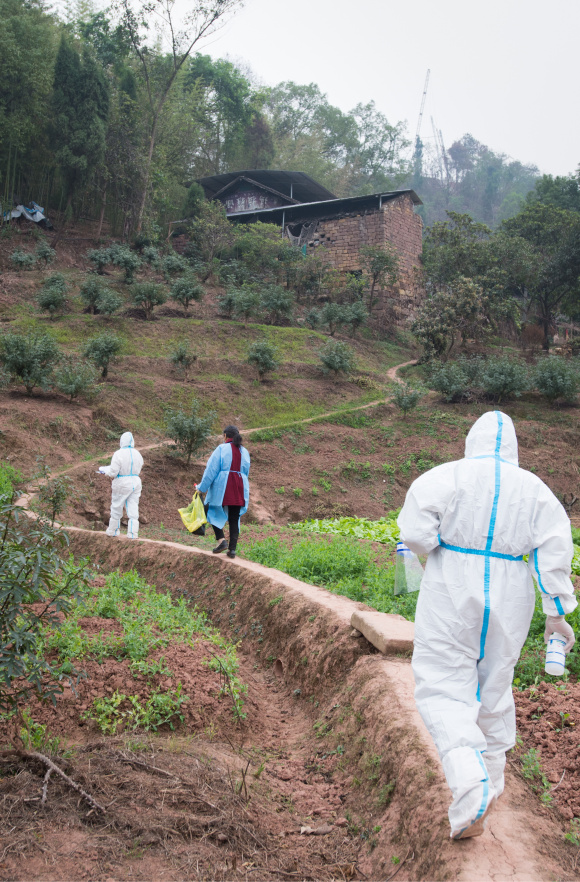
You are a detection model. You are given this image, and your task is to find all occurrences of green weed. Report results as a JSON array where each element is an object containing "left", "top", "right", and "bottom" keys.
[
  {"left": 565, "top": 818, "right": 580, "bottom": 847},
  {"left": 85, "top": 685, "right": 188, "bottom": 734},
  {"left": 206, "top": 646, "right": 248, "bottom": 720},
  {"left": 243, "top": 532, "right": 418, "bottom": 620},
  {"left": 19, "top": 711, "right": 69, "bottom": 757},
  {"left": 519, "top": 747, "right": 553, "bottom": 804},
  {"left": 341, "top": 460, "right": 373, "bottom": 481},
  {"left": 130, "top": 656, "right": 173, "bottom": 679}
]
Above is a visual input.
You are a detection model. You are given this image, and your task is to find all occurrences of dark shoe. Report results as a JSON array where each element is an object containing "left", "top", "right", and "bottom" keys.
[
  {"left": 227, "top": 550, "right": 236, "bottom": 559},
  {"left": 212, "top": 540, "right": 228, "bottom": 554}
]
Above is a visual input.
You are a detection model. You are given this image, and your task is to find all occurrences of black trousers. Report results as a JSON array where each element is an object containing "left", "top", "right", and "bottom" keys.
[{"left": 211, "top": 505, "right": 242, "bottom": 550}]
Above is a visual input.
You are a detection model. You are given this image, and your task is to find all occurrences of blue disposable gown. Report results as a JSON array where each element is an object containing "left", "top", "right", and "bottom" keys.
[{"left": 197, "top": 443, "right": 250, "bottom": 529}]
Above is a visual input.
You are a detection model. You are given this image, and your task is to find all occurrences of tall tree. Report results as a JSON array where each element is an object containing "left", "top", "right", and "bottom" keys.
[
  {"left": 264, "top": 83, "right": 410, "bottom": 197},
  {"left": 51, "top": 37, "right": 109, "bottom": 213},
  {"left": 526, "top": 172, "right": 580, "bottom": 213},
  {"left": 184, "top": 54, "right": 254, "bottom": 174},
  {"left": 114, "top": 0, "right": 242, "bottom": 233},
  {"left": 421, "top": 212, "right": 493, "bottom": 290},
  {"left": 0, "top": 0, "right": 58, "bottom": 206},
  {"left": 500, "top": 202, "right": 580, "bottom": 347}
]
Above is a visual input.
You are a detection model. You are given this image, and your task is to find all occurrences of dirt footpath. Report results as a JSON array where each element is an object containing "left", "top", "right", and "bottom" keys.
[{"left": 58, "top": 529, "right": 576, "bottom": 881}]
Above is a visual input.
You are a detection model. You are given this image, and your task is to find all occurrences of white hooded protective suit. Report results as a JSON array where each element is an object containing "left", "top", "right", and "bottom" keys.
[
  {"left": 398, "top": 411, "right": 576, "bottom": 838},
  {"left": 102, "top": 432, "right": 144, "bottom": 538}
]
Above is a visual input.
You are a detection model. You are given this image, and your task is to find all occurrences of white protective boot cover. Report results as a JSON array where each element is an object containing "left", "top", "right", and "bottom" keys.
[
  {"left": 443, "top": 746, "right": 497, "bottom": 839},
  {"left": 483, "top": 752, "right": 506, "bottom": 797}
]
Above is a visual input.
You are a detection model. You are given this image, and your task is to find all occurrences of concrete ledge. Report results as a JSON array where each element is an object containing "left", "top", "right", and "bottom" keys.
[{"left": 350, "top": 609, "right": 414, "bottom": 655}]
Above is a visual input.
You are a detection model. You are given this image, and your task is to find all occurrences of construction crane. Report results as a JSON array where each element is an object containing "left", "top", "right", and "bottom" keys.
[
  {"left": 413, "top": 69, "right": 430, "bottom": 182},
  {"left": 431, "top": 117, "right": 449, "bottom": 183},
  {"left": 415, "top": 69, "right": 430, "bottom": 147},
  {"left": 431, "top": 116, "right": 444, "bottom": 181}
]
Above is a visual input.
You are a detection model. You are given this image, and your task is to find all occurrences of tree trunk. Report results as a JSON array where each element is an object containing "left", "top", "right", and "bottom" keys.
[
  {"left": 97, "top": 181, "right": 107, "bottom": 239},
  {"left": 541, "top": 309, "right": 550, "bottom": 351},
  {"left": 53, "top": 192, "right": 73, "bottom": 247},
  {"left": 136, "top": 115, "right": 159, "bottom": 235}
]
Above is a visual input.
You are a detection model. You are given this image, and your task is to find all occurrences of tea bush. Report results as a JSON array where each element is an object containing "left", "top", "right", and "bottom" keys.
[
  {"left": 319, "top": 340, "right": 355, "bottom": 377},
  {"left": 247, "top": 339, "right": 280, "bottom": 380},
  {"left": 391, "top": 382, "right": 421, "bottom": 416},
  {"left": 532, "top": 356, "right": 579, "bottom": 404},
  {"left": 480, "top": 357, "right": 529, "bottom": 403},
  {"left": 170, "top": 273, "right": 204, "bottom": 315},
  {"left": 10, "top": 248, "right": 36, "bottom": 269},
  {"left": 54, "top": 356, "right": 99, "bottom": 402},
  {"left": 84, "top": 332, "right": 122, "bottom": 378},
  {"left": 130, "top": 282, "right": 167, "bottom": 319},
  {"left": 0, "top": 501, "right": 89, "bottom": 717},
  {"left": 169, "top": 342, "right": 196, "bottom": 378},
  {"left": 0, "top": 332, "right": 60, "bottom": 394},
  {"left": 37, "top": 273, "right": 68, "bottom": 319}
]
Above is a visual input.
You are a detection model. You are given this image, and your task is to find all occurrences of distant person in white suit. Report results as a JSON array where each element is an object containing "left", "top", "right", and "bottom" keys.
[{"left": 98, "top": 431, "right": 144, "bottom": 538}]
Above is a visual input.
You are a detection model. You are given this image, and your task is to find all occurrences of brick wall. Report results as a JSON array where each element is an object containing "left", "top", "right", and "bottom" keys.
[{"left": 305, "top": 193, "right": 424, "bottom": 326}]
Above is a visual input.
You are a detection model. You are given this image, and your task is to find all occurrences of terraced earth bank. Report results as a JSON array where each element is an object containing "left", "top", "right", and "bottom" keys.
[
  {"left": 0, "top": 579, "right": 367, "bottom": 881},
  {"left": 1, "top": 229, "right": 580, "bottom": 879}
]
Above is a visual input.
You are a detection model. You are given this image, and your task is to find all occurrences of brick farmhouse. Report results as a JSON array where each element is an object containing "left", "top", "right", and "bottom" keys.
[{"left": 197, "top": 170, "right": 424, "bottom": 327}]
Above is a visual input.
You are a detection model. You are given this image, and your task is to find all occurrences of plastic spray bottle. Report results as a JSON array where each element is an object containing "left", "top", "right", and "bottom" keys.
[
  {"left": 545, "top": 632, "right": 567, "bottom": 677},
  {"left": 394, "top": 542, "right": 424, "bottom": 596}
]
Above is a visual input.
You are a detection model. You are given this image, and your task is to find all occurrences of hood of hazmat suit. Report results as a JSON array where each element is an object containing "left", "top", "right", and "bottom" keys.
[
  {"left": 103, "top": 432, "right": 144, "bottom": 538},
  {"left": 398, "top": 410, "right": 576, "bottom": 839}
]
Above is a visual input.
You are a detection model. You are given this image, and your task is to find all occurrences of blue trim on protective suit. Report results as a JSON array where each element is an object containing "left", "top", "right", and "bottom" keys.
[
  {"left": 475, "top": 751, "right": 490, "bottom": 820},
  {"left": 468, "top": 454, "right": 516, "bottom": 466},
  {"left": 533, "top": 548, "right": 565, "bottom": 615},
  {"left": 480, "top": 412, "right": 503, "bottom": 659},
  {"left": 438, "top": 537, "right": 523, "bottom": 561}
]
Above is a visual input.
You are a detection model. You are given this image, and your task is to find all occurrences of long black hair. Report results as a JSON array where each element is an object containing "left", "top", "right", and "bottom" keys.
[{"left": 223, "top": 425, "right": 243, "bottom": 448}]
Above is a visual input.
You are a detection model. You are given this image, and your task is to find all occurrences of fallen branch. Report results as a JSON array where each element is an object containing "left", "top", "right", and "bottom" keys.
[
  {"left": 550, "top": 769, "right": 566, "bottom": 792},
  {"left": 1, "top": 749, "right": 105, "bottom": 814},
  {"left": 41, "top": 768, "right": 52, "bottom": 806},
  {"left": 116, "top": 752, "right": 179, "bottom": 779},
  {"left": 112, "top": 751, "right": 219, "bottom": 810},
  {"left": 385, "top": 848, "right": 414, "bottom": 881}
]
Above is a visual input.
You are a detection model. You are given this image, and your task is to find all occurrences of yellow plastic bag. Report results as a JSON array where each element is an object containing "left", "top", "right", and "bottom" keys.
[{"left": 178, "top": 491, "right": 207, "bottom": 534}]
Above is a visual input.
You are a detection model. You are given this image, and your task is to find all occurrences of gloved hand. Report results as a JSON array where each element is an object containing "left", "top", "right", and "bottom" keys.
[{"left": 545, "top": 615, "right": 575, "bottom": 652}]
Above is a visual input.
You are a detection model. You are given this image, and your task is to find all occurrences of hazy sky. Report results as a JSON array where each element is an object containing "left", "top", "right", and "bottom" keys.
[{"left": 201, "top": 0, "right": 579, "bottom": 177}]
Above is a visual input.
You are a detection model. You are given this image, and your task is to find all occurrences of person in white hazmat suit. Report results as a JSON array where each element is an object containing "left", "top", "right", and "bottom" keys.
[
  {"left": 397, "top": 410, "right": 576, "bottom": 840},
  {"left": 98, "top": 432, "right": 144, "bottom": 538}
]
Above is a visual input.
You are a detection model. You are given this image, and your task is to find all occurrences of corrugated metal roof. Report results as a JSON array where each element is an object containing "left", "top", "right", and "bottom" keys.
[
  {"left": 196, "top": 170, "right": 337, "bottom": 204},
  {"left": 227, "top": 189, "right": 422, "bottom": 224}
]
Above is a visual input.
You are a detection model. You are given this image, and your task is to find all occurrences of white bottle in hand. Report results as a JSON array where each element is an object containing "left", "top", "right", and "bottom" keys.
[{"left": 545, "top": 632, "right": 567, "bottom": 677}]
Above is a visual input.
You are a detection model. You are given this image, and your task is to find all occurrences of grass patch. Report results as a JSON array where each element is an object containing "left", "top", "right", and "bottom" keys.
[
  {"left": 242, "top": 522, "right": 580, "bottom": 690},
  {"left": 242, "top": 532, "right": 418, "bottom": 620},
  {"left": 40, "top": 568, "right": 247, "bottom": 722}
]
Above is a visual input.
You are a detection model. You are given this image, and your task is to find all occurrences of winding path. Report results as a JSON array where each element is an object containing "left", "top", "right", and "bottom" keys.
[
  {"left": 13, "top": 354, "right": 568, "bottom": 881},
  {"left": 18, "top": 358, "right": 417, "bottom": 488}
]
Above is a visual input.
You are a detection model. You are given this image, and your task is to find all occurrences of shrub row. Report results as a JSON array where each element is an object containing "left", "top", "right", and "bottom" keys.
[
  {"left": 0, "top": 331, "right": 121, "bottom": 399},
  {"left": 429, "top": 355, "right": 580, "bottom": 405},
  {"left": 34, "top": 274, "right": 204, "bottom": 321}
]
